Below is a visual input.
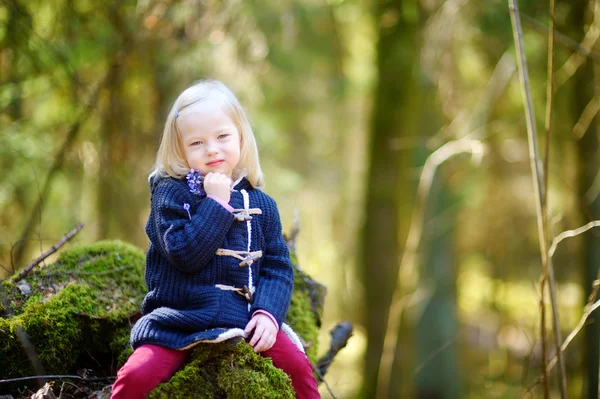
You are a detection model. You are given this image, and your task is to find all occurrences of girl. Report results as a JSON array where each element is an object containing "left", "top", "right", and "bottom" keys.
[{"left": 111, "top": 80, "right": 320, "bottom": 399}]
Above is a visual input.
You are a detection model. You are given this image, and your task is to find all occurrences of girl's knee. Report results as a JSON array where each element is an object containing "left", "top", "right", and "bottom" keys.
[
  {"left": 116, "top": 363, "right": 152, "bottom": 386},
  {"left": 111, "top": 365, "right": 159, "bottom": 399},
  {"left": 281, "top": 354, "right": 314, "bottom": 378}
]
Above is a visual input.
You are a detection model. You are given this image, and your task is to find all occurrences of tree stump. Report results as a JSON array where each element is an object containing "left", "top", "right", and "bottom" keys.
[{"left": 0, "top": 240, "right": 326, "bottom": 398}]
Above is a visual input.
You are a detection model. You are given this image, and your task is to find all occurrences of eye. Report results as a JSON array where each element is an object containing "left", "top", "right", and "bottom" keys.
[
  {"left": 190, "top": 140, "right": 203, "bottom": 146},
  {"left": 218, "top": 134, "right": 229, "bottom": 139}
]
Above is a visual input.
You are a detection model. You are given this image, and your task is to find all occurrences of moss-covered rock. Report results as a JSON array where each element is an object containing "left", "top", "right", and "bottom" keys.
[
  {"left": 0, "top": 240, "right": 146, "bottom": 382},
  {"left": 0, "top": 240, "right": 323, "bottom": 398},
  {"left": 150, "top": 339, "right": 295, "bottom": 399}
]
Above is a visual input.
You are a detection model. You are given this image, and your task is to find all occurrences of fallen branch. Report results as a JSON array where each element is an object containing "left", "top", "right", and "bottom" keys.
[
  {"left": 311, "top": 321, "right": 353, "bottom": 399},
  {"left": 316, "top": 321, "right": 353, "bottom": 377},
  {"left": 11, "top": 223, "right": 84, "bottom": 282}
]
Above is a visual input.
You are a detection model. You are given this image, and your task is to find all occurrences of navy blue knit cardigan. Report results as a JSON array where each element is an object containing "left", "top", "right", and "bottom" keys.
[{"left": 130, "top": 175, "right": 294, "bottom": 350}]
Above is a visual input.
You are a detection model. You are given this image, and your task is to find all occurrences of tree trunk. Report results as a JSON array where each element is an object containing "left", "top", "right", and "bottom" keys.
[
  {"left": 413, "top": 171, "right": 460, "bottom": 399},
  {"left": 360, "top": 1, "right": 419, "bottom": 397},
  {"left": 572, "top": 1, "right": 600, "bottom": 397}
]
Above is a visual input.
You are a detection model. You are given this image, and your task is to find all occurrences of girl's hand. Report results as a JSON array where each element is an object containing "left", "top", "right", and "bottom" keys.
[
  {"left": 245, "top": 313, "right": 278, "bottom": 353},
  {"left": 203, "top": 172, "right": 232, "bottom": 203}
]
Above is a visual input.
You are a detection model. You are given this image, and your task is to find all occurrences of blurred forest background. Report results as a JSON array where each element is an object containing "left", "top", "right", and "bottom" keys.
[{"left": 1, "top": 0, "right": 600, "bottom": 398}]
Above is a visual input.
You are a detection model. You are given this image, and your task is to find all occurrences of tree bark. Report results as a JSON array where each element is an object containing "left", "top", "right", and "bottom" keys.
[
  {"left": 572, "top": 1, "right": 600, "bottom": 397},
  {"left": 360, "top": 1, "right": 419, "bottom": 397}
]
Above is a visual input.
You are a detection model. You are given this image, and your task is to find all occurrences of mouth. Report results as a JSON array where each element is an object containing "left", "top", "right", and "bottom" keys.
[{"left": 206, "top": 160, "right": 225, "bottom": 167}]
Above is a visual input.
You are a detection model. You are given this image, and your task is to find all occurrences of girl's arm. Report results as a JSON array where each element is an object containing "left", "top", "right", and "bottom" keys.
[
  {"left": 250, "top": 196, "right": 294, "bottom": 327},
  {"left": 151, "top": 179, "right": 235, "bottom": 273}
]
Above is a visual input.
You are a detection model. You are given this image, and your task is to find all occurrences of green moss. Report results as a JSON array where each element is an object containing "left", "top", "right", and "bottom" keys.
[
  {"left": 0, "top": 240, "right": 146, "bottom": 379},
  {"left": 109, "top": 325, "right": 134, "bottom": 368},
  {"left": 150, "top": 340, "right": 294, "bottom": 399},
  {"left": 287, "top": 289, "right": 319, "bottom": 363},
  {"left": 0, "top": 317, "right": 35, "bottom": 377},
  {"left": 150, "top": 251, "right": 321, "bottom": 397},
  {"left": 1, "top": 241, "right": 328, "bottom": 398}
]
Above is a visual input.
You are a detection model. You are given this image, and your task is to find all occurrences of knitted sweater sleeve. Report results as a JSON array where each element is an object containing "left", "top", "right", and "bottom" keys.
[
  {"left": 250, "top": 196, "right": 294, "bottom": 327},
  {"left": 151, "top": 179, "right": 235, "bottom": 273}
]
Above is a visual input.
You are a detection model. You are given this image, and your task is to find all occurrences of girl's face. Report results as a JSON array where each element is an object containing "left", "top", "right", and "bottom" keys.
[{"left": 177, "top": 100, "right": 241, "bottom": 178}]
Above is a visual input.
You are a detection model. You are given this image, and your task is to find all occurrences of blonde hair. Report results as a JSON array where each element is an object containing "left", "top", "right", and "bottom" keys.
[{"left": 152, "top": 79, "right": 264, "bottom": 188}]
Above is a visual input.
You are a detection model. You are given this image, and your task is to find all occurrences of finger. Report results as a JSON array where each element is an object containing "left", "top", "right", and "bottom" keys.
[
  {"left": 254, "top": 334, "right": 270, "bottom": 353},
  {"left": 244, "top": 318, "right": 257, "bottom": 335},
  {"left": 264, "top": 336, "right": 276, "bottom": 351},
  {"left": 258, "top": 333, "right": 276, "bottom": 353},
  {"left": 249, "top": 326, "right": 263, "bottom": 347},
  {"left": 249, "top": 324, "right": 265, "bottom": 347},
  {"left": 204, "top": 173, "right": 215, "bottom": 183}
]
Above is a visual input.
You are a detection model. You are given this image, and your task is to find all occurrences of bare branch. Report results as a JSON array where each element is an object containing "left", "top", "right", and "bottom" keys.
[
  {"left": 549, "top": 221, "right": 600, "bottom": 257},
  {"left": 520, "top": 13, "right": 600, "bottom": 64},
  {"left": 573, "top": 96, "right": 600, "bottom": 141},
  {"left": 316, "top": 321, "right": 353, "bottom": 377},
  {"left": 547, "top": 298, "right": 600, "bottom": 372},
  {"left": 555, "top": 0, "right": 600, "bottom": 88},
  {"left": 11, "top": 223, "right": 84, "bottom": 282},
  {"left": 0, "top": 374, "right": 115, "bottom": 385}
]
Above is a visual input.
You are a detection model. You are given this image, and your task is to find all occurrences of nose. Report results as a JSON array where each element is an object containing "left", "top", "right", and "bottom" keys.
[{"left": 205, "top": 140, "right": 218, "bottom": 155}]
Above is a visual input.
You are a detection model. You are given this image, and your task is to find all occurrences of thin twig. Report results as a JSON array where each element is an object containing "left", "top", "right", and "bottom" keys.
[
  {"left": 573, "top": 96, "right": 600, "bottom": 141},
  {"left": 519, "top": 321, "right": 538, "bottom": 397},
  {"left": 508, "top": 1, "right": 567, "bottom": 397},
  {"left": 543, "top": 1, "right": 568, "bottom": 397},
  {"left": 311, "top": 361, "right": 338, "bottom": 399},
  {"left": 555, "top": 0, "right": 600, "bottom": 88},
  {"left": 11, "top": 223, "right": 84, "bottom": 282},
  {"left": 519, "top": 12, "right": 600, "bottom": 63},
  {"left": 548, "top": 283, "right": 600, "bottom": 371},
  {"left": 411, "top": 335, "right": 457, "bottom": 377},
  {"left": 0, "top": 375, "right": 116, "bottom": 385},
  {"left": 549, "top": 221, "right": 600, "bottom": 257},
  {"left": 527, "top": 297, "right": 600, "bottom": 390},
  {"left": 58, "top": 381, "right": 86, "bottom": 399}
]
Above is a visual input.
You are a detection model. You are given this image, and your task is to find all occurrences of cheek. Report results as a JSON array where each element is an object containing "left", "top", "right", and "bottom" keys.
[{"left": 184, "top": 148, "right": 204, "bottom": 165}]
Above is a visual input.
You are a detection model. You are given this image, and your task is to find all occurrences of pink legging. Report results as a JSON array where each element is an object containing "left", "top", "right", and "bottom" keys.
[{"left": 111, "top": 330, "right": 320, "bottom": 399}]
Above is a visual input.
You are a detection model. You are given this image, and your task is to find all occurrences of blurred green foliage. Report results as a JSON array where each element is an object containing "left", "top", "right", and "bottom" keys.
[{"left": 1, "top": 0, "right": 599, "bottom": 398}]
